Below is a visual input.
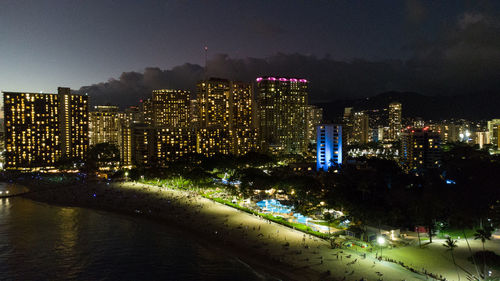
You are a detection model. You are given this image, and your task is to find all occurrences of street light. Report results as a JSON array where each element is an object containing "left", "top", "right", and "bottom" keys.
[{"left": 377, "top": 236, "right": 385, "bottom": 259}]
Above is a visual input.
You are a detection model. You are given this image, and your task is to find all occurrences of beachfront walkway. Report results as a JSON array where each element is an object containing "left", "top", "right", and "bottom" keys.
[
  {"left": 113, "top": 182, "right": 432, "bottom": 281},
  {"left": 27, "top": 179, "right": 480, "bottom": 280}
]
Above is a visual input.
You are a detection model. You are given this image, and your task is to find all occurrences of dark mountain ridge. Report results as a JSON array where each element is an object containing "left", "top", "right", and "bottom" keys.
[{"left": 316, "top": 91, "right": 500, "bottom": 122}]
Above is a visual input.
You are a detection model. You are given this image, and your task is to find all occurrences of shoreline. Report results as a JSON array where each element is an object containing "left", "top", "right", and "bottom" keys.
[
  {"left": 22, "top": 181, "right": 320, "bottom": 281},
  {"left": 26, "top": 197, "right": 286, "bottom": 281},
  {"left": 22, "top": 181, "right": 427, "bottom": 281}
]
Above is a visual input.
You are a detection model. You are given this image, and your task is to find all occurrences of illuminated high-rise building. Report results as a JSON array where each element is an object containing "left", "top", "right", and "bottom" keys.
[
  {"left": 229, "top": 81, "right": 258, "bottom": 155},
  {"left": 475, "top": 131, "right": 491, "bottom": 149},
  {"left": 196, "top": 78, "right": 257, "bottom": 156},
  {"left": 342, "top": 107, "right": 355, "bottom": 145},
  {"left": 130, "top": 124, "right": 155, "bottom": 167},
  {"left": 257, "top": 76, "right": 308, "bottom": 154},
  {"left": 125, "top": 105, "right": 142, "bottom": 123},
  {"left": 89, "top": 105, "right": 120, "bottom": 146},
  {"left": 353, "top": 111, "right": 370, "bottom": 144},
  {"left": 316, "top": 124, "right": 342, "bottom": 171},
  {"left": 156, "top": 127, "right": 197, "bottom": 164},
  {"left": 58, "top": 87, "right": 88, "bottom": 160},
  {"left": 3, "top": 88, "right": 88, "bottom": 170},
  {"left": 198, "top": 78, "right": 230, "bottom": 128},
  {"left": 140, "top": 98, "right": 154, "bottom": 125},
  {"left": 306, "top": 105, "right": 323, "bottom": 144},
  {"left": 388, "top": 102, "right": 402, "bottom": 141},
  {"left": 118, "top": 110, "right": 133, "bottom": 168},
  {"left": 487, "top": 119, "right": 500, "bottom": 149},
  {"left": 4, "top": 92, "right": 60, "bottom": 170},
  {"left": 400, "top": 127, "right": 441, "bottom": 173},
  {"left": 190, "top": 99, "right": 199, "bottom": 127},
  {"left": 197, "top": 78, "right": 231, "bottom": 156},
  {"left": 429, "top": 123, "right": 460, "bottom": 144},
  {"left": 134, "top": 89, "right": 199, "bottom": 164},
  {"left": 151, "top": 89, "right": 190, "bottom": 127}
]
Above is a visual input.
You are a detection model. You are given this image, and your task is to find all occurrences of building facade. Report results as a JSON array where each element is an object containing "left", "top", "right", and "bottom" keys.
[
  {"left": 257, "top": 76, "right": 308, "bottom": 155},
  {"left": 400, "top": 127, "right": 441, "bottom": 173},
  {"left": 156, "top": 127, "right": 196, "bottom": 164},
  {"left": 487, "top": 119, "right": 500, "bottom": 149},
  {"left": 228, "top": 81, "right": 258, "bottom": 155},
  {"left": 388, "top": 102, "right": 402, "bottom": 141},
  {"left": 58, "top": 87, "right": 88, "bottom": 160},
  {"left": 306, "top": 105, "right": 323, "bottom": 145},
  {"left": 353, "top": 111, "right": 370, "bottom": 144},
  {"left": 197, "top": 78, "right": 231, "bottom": 156},
  {"left": 89, "top": 105, "right": 121, "bottom": 146},
  {"left": 151, "top": 89, "right": 190, "bottom": 128},
  {"left": 3, "top": 88, "right": 88, "bottom": 170},
  {"left": 197, "top": 78, "right": 257, "bottom": 156},
  {"left": 316, "top": 124, "right": 342, "bottom": 171},
  {"left": 429, "top": 123, "right": 460, "bottom": 144},
  {"left": 118, "top": 111, "right": 133, "bottom": 168}
]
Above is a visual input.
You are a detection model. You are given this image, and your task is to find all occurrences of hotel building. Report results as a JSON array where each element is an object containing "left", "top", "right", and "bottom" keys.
[
  {"left": 151, "top": 89, "right": 190, "bottom": 127},
  {"left": 316, "top": 124, "right": 342, "bottom": 171},
  {"left": 257, "top": 76, "right": 308, "bottom": 155},
  {"left": 306, "top": 105, "right": 323, "bottom": 145},
  {"left": 400, "top": 127, "right": 441, "bottom": 173},
  {"left": 388, "top": 102, "right": 402, "bottom": 141},
  {"left": 487, "top": 119, "right": 500, "bottom": 149},
  {"left": 352, "top": 111, "right": 370, "bottom": 144},
  {"left": 197, "top": 78, "right": 257, "bottom": 156},
  {"left": 89, "top": 105, "right": 121, "bottom": 146},
  {"left": 3, "top": 87, "right": 88, "bottom": 170}
]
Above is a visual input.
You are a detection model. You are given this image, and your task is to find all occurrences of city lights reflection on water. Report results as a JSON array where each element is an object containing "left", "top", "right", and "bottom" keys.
[{"left": 0, "top": 197, "right": 275, "bottom": 280}]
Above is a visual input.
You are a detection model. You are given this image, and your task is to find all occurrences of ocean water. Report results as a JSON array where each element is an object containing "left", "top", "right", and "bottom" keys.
[{"left": 0, "top": 197, "right": 275, "bottom": 281}]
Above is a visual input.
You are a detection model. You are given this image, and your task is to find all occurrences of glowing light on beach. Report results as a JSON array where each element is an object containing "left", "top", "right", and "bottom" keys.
[{"left": 377, "top": 236, "right": 385, "bottom": 245}]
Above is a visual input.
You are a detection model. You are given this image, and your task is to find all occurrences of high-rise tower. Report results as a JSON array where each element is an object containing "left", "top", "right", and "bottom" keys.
[
  {"left": 3, "top": 88, "right": 88, "bottom": 170},
  {"left": 388, "top": 102, "right": 402, "bottom": 141},
  {"left": 58, "top": 87, "right": 88, "bottom": 160},
  {"left": 89, "top": 105, "right": 121, "bottom": 146},
  {"left": 257, "top": 76, "right": 308, "bottom": 154},
  {"left": 317, "top": 124, "right": 342, "bottom": 171},
  {"left": 151, "top": 89, "right": 190, "bottom": 128},
  {"left": 400, "top": 127, "right": 441, "bottom": 173},
  {"left": 196, "top": 78, "right": 257, "bottom": 156}
]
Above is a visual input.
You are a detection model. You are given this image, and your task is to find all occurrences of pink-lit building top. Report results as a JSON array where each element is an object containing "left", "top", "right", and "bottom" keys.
[{"left": 256, "top": 77, "right": 308, "bottom": 83}]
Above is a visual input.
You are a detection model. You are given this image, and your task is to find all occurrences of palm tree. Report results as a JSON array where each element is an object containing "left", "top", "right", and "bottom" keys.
[
  {"left": 463, "top": 229, "right": 481, "bottom": 280},
  {"left": 474, "top": 228, "right": 492, "bottom": 276},
  {"left": 443, "top": 237, "right": 460, "bottom": 281},
  {"left": 323, "top": 212, "right": 336, "bottom": 248}
]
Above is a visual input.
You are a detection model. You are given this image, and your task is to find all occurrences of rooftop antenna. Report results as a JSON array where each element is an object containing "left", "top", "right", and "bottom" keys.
[{"left": 204, "top": 45, "right": 208, "bottom": 80}]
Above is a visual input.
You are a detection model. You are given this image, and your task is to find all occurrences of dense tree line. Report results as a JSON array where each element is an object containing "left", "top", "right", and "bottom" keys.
[{"left": 118, "top": 143, "right": 500, "bottom": 233}]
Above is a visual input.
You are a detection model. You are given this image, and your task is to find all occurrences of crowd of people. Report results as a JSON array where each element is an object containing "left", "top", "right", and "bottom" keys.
[{"left": 23, "top": 179, "right": 436, "bottom": 281}]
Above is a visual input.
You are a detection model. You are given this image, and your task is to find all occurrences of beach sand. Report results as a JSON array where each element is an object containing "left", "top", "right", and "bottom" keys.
[{"left": 24, "top": 181, "right": 431, "bottom": 281}]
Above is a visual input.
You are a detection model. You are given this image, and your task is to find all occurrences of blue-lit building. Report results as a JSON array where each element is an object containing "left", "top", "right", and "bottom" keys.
[{"left": 317, "top": 124, "right": 342, "bottom": 171}]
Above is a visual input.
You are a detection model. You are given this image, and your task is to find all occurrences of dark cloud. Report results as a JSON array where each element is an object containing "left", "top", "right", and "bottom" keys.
[
  {"left": 407, "top": 11, "right": 500, "bottom": 94},
  {"left": 405, "top": 0, "right": 427, "bottom": 24},
  {"left": 79, "top": 64, "right": 204, "bottom": 106},
  {"left": 79, "top": 11, "right": 500, "bottom": 107}
]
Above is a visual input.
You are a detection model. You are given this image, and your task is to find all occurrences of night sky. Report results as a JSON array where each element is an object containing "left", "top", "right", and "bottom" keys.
[{"left": 1, "top": 0, "right": 500, "bottom": 104}]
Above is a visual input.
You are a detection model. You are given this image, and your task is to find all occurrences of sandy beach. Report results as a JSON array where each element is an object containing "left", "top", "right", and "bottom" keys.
[{"left": 24, "top": 181, "right": 433, "bottom": 281}]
